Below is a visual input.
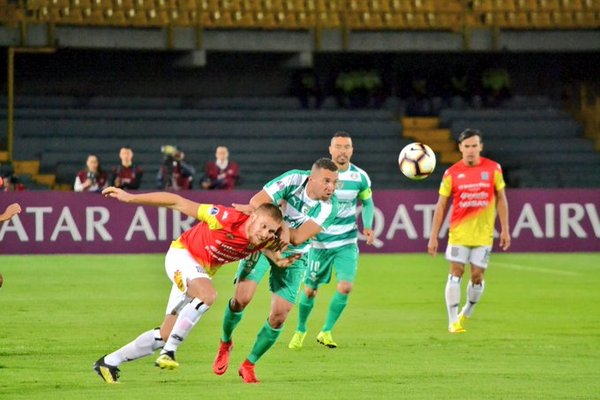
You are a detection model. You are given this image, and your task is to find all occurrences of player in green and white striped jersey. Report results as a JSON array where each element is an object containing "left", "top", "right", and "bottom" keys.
[
  {"left": 289, "top": 131, "right": 375, "bottom": 350},
  {"left": 213, "top": 158, "right": 339, "bottom": 383}
]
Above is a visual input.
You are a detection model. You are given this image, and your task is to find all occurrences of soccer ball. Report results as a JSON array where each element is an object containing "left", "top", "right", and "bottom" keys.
[{"left": 398, "top": 142, "right": 436, "bottom": 180}]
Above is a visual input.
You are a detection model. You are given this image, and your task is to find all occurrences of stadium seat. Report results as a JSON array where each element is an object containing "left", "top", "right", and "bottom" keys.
[
  {"left": 471, "top": 0, "right": 493, "bottom": 13},
  {"left": 9, "top": 95, "right": 409, "bottom": 189},
  {"left": 539, "top": 0, "right": 560, "bottom": 11},
  {"left": 517, "top": 0, "right": 537, "bottom": 11},
  {"left": 561, "top": 0, "right": 584, "bottom": 12},
  {"left": 530, "top": 11, "right": 554, "bottom": 28}
]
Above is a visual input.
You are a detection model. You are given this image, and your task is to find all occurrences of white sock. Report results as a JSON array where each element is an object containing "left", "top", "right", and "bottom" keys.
[
  {"left": 104, "top": 328, "right": 165, "bottom": 367},
  {"left": 162, "top": 298, "right": 210, "bottom": 354},
  {"left": 460, "top": 280, "right": 485, "bottom": 318},
  {"left": 445, "top": 274, "right": 461, "bottom": 325}
]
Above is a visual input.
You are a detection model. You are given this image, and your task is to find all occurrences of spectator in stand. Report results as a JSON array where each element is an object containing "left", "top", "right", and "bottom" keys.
[
  {"left": 290, "top": 69, "right": 325, "bottom": 109},
  {"left": 335, "top": 70, "right": 384, "bottom": 109},
  {"left": 156, "top": 145, "right": 195, "bottom": 191},
  {"left": 406, "top": 74, "right": 434, "bottom": 116},
  {"left": 0, "top": 173, "right": 25, "bottom": 192},
  {"left": 1, "top": 163, "right": 24, "bottom": 191},
  {"left": 200, "top": 146, "right": 239, "bottom": 190},
  {"left": 111, "top": 146, "right": 143, "bottom": 190},
  {"left": 74, "top": 154, "right": 109, "bottom": 193},
  {"left": 481, "top": 67, "right": 511, "bottom": 108}
]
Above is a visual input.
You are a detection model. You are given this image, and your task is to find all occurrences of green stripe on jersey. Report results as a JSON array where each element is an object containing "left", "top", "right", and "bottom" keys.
[
  {"left": 313, "top": 163, "right": 371, "bottom": 249},
  {"left": 264, "top": 169, "right": 338, "bottom": 254}
]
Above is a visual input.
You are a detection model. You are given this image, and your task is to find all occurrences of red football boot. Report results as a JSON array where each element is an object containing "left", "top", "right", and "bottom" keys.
[
  {"left": 212, "top": 340, "right": 233, "bottom": 376},
  {"left": 238, "top": 359, "right": 259, "bottom": 384}
]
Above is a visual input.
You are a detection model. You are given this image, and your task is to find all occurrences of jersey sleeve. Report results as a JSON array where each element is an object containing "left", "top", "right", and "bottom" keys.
[
  {"left": 358, "top": 170, "right": 373, "bottom": 201},
  {"left": 263, "top": 169, "right": 306, "bottom": 204},
  {"left": 196, "top": 204, "right": 224, "bottom": 230},
  {"left": 313, "top": 197, "right": 339, "bottom": 230},
  {"left": 494, "top": 163, "right": 506, "bottom": 191},
  {"left": 439, "top": 169, "right": 452, "bottom": 197},
  {"left": 358, "top": 171, "right": 374, "bottom": 229}
]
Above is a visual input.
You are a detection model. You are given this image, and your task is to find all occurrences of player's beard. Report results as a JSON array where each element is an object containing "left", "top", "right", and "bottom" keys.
[{"left": 335, "top": 155, "right": 348, "bottom": 167}]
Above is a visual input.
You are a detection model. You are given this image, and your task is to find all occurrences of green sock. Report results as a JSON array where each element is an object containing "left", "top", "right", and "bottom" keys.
[
  {"left": 297, "top": 292, "right": 315, "bottom": 333},
  {"left": 322, "top": 291, "right": 348, "bottom": 332},
  {"left": 221, "top": 299, "right": 244, "bottom": 343},
  {"left": 247, "top": 320, "right": 282, "bottom": 364}
]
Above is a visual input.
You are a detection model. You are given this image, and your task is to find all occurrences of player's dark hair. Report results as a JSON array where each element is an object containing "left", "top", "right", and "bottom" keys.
[
  {"left": 313, "top": 157, "right": 338, "bottom": 173},
  {"left": 458, "top": 129, "right": 483, "bottom": 144},
  {"left": 255, "top": 203, "right": 283, "bottom": 223},
  {"left": 332, "top": 131, "right": 351, "bottom": 139}
]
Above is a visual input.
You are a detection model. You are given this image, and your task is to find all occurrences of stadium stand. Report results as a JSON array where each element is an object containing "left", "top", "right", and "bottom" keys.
[
  {"left": 3, "top": 0, "right": 599, "bottom": 30},
  {"left": 3, "top": 91, "right": 599, "bottom": 190},
  {"left": 4, "top": 95, "right": 424, "bottom": 190},
  {"left": 1, "top": 0, "right": 599, "bottom": 191},
  {"left": 439, "top": 102, "right": 600, "bottom": 188}
]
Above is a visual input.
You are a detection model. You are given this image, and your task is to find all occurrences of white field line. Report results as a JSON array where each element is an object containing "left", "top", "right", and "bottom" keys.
[{"left": 492, "top": 262, "right": 581, "bottom": 276}]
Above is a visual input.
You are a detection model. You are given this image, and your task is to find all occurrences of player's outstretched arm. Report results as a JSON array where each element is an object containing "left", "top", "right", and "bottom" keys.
[
  {"left": 232, "top": 190, "right": 273, "bottom": 215},
  {"left": 289, "top": 220, "right": 322, "bottom": 246},
  {"left": 102, "top": 187, "right": 200, "bottom": 218},
  {"left": 0, "top": 203, "right": 22, "bottom": 222}
]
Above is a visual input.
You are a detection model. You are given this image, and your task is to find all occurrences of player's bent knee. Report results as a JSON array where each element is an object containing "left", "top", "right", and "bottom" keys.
[
  {"left": 337, "top": 282, "right": 353, "bottom": 295},
  {"left": 200, "top": 291, "right": 217, "bottom": 306},
  {"left": 231, "top": 297, "right": 250, "bottom": 312},
  {"left": 268, "top": 314, "right": 287, "bottom": 329},
  {"left": 269, "top": 305, "right": 292, "bottom": 328}
]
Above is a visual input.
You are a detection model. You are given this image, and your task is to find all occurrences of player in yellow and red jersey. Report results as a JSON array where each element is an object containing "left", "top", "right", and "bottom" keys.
[
  {"left": 93, "top": 187, "right": 298, "bottom": 383},
  {"left": 428, "top": 129, "right": 510, "bottom": 334}
]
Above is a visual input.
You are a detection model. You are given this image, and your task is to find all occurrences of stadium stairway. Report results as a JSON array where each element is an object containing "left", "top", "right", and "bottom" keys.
[
  {"left": 1, "top": 151, "right": 57, "bottom": 190},
  {"left": 13, "top": 160, "right": 57, "bottom": 190},
  {"left": 401, "top": 116, "right": 462, "bottom": 165},
  {"left": 0, "top": 157, "right": 58, "bottom": 191},
  {"left": 439, "top": 103, "right": 600, "bottom": 188}
]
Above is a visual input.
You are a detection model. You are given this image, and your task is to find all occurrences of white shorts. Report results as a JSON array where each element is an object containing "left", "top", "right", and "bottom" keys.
[
  {"left": 164, "top": 247, "right": 211, "bottom": 315},
  {"left": 445, "top": 245, "right": 492, "bottom": 269}
]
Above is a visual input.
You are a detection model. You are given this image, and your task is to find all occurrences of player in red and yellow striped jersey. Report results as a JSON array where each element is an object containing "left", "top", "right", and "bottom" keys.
[
  {"left": 93, "top": 187, "right": 298, "bottom": 383},
  {"left": 428, "top": 129, "right": 510, "bottom": 334}
]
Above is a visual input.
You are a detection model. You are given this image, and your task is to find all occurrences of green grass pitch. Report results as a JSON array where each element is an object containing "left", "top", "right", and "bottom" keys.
[{"left": 1, "top": 253, "right": 599, "bottom": 400}]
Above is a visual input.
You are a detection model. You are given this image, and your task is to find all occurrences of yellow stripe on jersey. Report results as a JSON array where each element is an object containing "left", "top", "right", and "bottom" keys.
[
  {"left": 439, "top": 174, "right": 452, "bottom": 197},
  {"left": 170, "top": 239, "right": 186, "bottom": 249},
  {"left": 197, "top": 204, "right": 223, "bottom": 230},
  {"left": 170, "top": 204, "right": 224, "bottom": 249},
  {"left": 494, "top": 169, "right": 506, "bottom": 191},
  {"left": 449, "top": 206, "right": 496, "bottom": 246}
]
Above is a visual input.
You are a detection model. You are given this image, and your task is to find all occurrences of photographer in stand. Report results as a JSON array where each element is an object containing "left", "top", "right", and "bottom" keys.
[
  {"left": 74, "top": 154, "right": 109, "bottom": 192},
  {"left": 156, "top": 145, "right": 196, "bottom": 191}
]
